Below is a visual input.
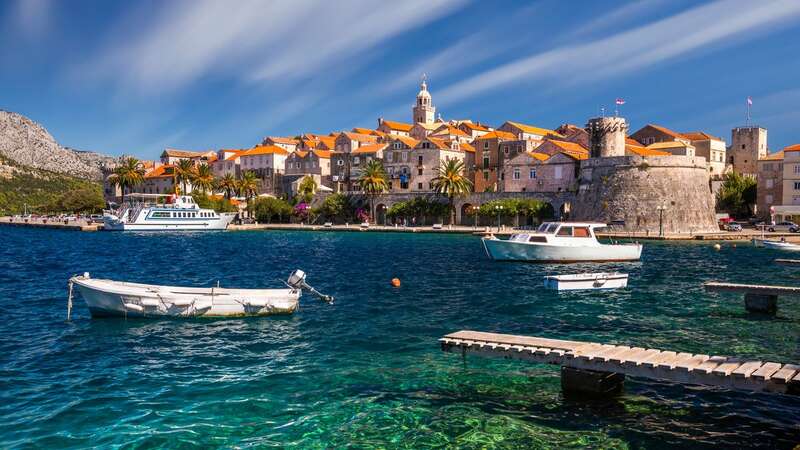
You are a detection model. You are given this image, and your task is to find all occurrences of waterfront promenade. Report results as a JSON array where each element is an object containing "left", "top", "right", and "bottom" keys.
[{"left": 0, "top": 216, "right": 101, "bottom": 231}]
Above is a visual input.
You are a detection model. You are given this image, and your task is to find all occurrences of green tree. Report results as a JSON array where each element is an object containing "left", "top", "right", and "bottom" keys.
[
  {"left": 315, "top": 193, "right": 349, "bottom": 223},
  {"left": 717, "top": 172, "right": 757, "bottom": 218},
  {"left": 356, "top": 159, "right": 388, "bottom": 222},
  {"left": 193, "top": 163, "right": 214, "bottom": 194},
  {"left": 251, "top": 197, "right": 293, "bottom": 223},
  {"left": 108, "top": 157, "right": 145, "bottom": 204},
  {"left": 431, "top": 158, "right": 472, "bottom": 225},
  {"left": 218, "top": 173, "right": 237, "bottom": 199},
  {"left": 174, "top": 159, "right": 196, "bottom": 195},
  {"left": 297, "top": 175, "right": 318, "bottom": 203},
  {"left": 237, "top": 171, "right": 261, "bottom": 217}
]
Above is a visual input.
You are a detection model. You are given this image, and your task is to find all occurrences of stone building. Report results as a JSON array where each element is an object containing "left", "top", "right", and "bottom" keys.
[
  {"left": 405, "top": 137, "right": 467, "bottom": 192},
  {"left": 458, "top": 121, "right": 492, "bottom": 139},
  {"left": 285, "top": 149, "right": 332, "bottom": 191},
  {"left": 159, "top": 148, "right": 216, "bottom": 165},
  {"left": 383, "top": 136, "right": 419, "bottom": 192},
  {"left": 756, "top": 150, "right": 784, "bottom": 219},
  {"left": 140, "top": 164, "right": 184, "bottom": 195},
  {"left": 377, "top": 119, "right": 413, "bottom": 137},
  {"left": 645, "top": 141, "right": 696, "bottom": 157},
  {"left": 681, "top": 132, "right": 727, "bottom": 177},
  {"left": 730, "top": 126, "right": 767, "bottom": 176},
  {"left": 497, "top": 121, "right": 561, "bottom": 141},
  {"left": 473, "top": 130, "right": 517, "bottom": 192},
  {"left": 504, "top": 149, "right": 586, "bottom": 194},
  {"left": 773, "top": 145, "right": 800, "bottom": 221},
  {"left": 211, "top": 149, "right": 243, "bottom": 178},
  {"left": 261, "top": 136, "right": 299, "bottom": 152},
  {"left": 238, "top": 145, "right": 289, "bottom": 195},
  {"left": 331, "top": 132, "right": 383, "bottom": 192},
  {"left": 412, "top": 78, "right": 436, "bottom": 125}
]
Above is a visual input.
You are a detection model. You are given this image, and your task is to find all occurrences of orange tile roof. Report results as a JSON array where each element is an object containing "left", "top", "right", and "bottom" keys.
[
  {"left": 240, "top": 145, "right": 289, "bottom": 157},
  {"left": 559, "top": 151, "right": 589, "bottom": 161},
  {"left": 424, "top": 137, "right": 451, "bottom": 150},
  {"left": 312, "top": 150, "right": 331, "bottom": 159},
  {"left": 341, "top": 132, "right": 379, "bottom": 142},
  {"left": 381, "top": 120, "right": 413, "bottom": 132},
  {"left": 681, "top": 131, "right": 723, "bottom": 141},
  {"left": 548, "top": 139, "right": 588, "bottom": 154},
  {"left": 503, "top": 121, "right": 563, "bottom": 138},
  {"left": 527, "top": 152, "right": 550, "bottom": 161},
  {"left": 431, "top": 124, "right": 470, "bottom": 138},
  {"left": 460, "top": 142, "right": 475, "bottom": 153},
  {"left": 460, "top": 122, "right": 490, "bottom": 132},
  {"left": 392, "top": 135, "right": 419, "bottom": 148},
  {"left": 144, "top": 164, "right": 174, "bottom": 179},
  {"left": 223, "top": 151, "right": 243, "bottom": 161},
  {"left": 266, "top": 136, "right": 298, "bottom": 146},
  {"left": 475, "top": 130, "right": 516, "bottom": 140},
  {"left": 760, "top": 150, "right": 784, "bottom": 160},
  {"left": 784, "top": 144, "right": 800, "bottom": 152},
  {"left": 625, "top": 137, "right": 644, "bottom": 147},
  {"left": 291, "top": 150, "right": 309, "bottom": 158},
  {"left": 351, "top": 143, "right": 387, "bottom": 154},
  {"left": 641, "top": 124, "right": 683, "bottom": 140},
  {"left": 627, "top": 145, "right": 670, "bottom": 156},
  {"left": 647, "top": 141, "right": 691, "bottom": 150}
]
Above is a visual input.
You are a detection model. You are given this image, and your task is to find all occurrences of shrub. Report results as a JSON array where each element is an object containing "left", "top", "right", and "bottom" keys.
[{"left": 250, "top": 197, "right": 293, "bottom": 223}]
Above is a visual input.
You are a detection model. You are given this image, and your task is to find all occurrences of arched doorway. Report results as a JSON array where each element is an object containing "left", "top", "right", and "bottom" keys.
[
  {"left": 375, "top": 203, "right": 387, "bottom": 225},
  {"left": 460, "top": 203, "right": 477, "bottom": 227},
  {"left": 541, "top": 203, "right": 556, "bottom": 220}
]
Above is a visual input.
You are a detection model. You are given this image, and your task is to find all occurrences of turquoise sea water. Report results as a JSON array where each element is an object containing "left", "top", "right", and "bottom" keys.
[{"left": 0, "top": 227, "right": 798, "bottom": 448}]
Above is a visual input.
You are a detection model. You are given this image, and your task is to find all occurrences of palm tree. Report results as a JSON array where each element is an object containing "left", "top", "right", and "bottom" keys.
[
  {"left": 193, "top": 163, "right": 214, "bottom": 194},
  {"left": 174, "top": 159, "right": 196, "bottom": 194},
  {"left": 237, "top": 171, "right": 260, "bottom": 217},
  {"left": 108, "top": 157, "right": 146, "bottom": 204},
  {"left": 432, "top": 158, "right": 473, "bottom": 225},
  {"left": 356, "top": 159, "right": 388, "bottom": 222},
  {"left": 218, "top": 173, "right": 237, "bottom": 199}
]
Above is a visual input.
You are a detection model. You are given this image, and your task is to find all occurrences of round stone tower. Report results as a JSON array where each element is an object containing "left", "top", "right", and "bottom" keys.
[{"left": 585, "top": 117, "right": 628, "bottom": 158}]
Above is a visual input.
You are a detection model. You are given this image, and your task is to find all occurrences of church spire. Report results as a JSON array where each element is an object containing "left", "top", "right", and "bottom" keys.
[{"left": 413, "top": 73, "right": 435, "bottom": 125}]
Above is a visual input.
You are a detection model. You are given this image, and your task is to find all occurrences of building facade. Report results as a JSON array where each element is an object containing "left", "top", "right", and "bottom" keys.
[
  {"left": 730, "top": 126, "right": 768, "bottom": 176},
  {"left": 756, "top": 151, "right": 784, "bottom": 219}
]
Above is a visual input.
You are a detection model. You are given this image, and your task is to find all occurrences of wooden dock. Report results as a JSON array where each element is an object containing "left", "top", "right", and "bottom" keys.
[
  {"left": 704, "top": 281, "right": 800, "bottom": 314},
  {"left": 440, "top": 330, "right": 800, "bottom": 396},
  {"left": 0, "top": 217, "right": 101, "bottom": 231}
]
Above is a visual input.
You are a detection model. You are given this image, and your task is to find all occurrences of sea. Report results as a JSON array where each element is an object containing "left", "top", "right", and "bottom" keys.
[{"left": 0, "top": 227, "right": 798, "bottom": 448}]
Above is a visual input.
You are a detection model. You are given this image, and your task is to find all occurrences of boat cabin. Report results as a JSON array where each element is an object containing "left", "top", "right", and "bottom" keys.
[{"left": 508, "top": 222, "right": 606, "bottom": 244}]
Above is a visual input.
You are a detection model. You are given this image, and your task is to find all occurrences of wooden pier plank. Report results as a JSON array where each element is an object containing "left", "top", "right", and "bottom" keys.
[
  {"left": 674, "top": 354, "right": 711, "bottom": 372},
  {"left": 609, "top": 347, "right": 646, "bottom": 364},
  {"left": 752, "top": 362, "right": 783, "bottom": 381},
  {"left": 711, "top": 360, "right": 745, "bottom": 377},
  {"left": 731, "top": 361, "right": 764, "bottom": 378},
  {"left": 690, "top": 355, "right": 728, "bottom": 374},
  {"left": 704, "top": 281, "right": 800, "bottom": 296},
  {"left": 657, "top": 352, "right": 696, "bottom": 370}
]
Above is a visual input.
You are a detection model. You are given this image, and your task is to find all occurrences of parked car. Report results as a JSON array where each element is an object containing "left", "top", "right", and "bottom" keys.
[
  {"left": 90, "top": 214, "right": 104, "bottom": 224},
  {"left": 767, "top": 221, "right": 799, "bottom": 232},
  {"left": 726, "top": 222, "right": 743, "bottom": 232}
]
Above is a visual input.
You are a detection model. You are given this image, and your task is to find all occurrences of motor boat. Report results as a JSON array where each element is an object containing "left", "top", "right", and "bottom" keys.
[
  {"left": 760, "top": 239, "right": 800, "bottom": 251},
  {"left": 482, "top": 222, "right": 642, "bottom": 262},
  {"left": 67, "top": 270, "right": 333, "bottom": 318},
  {"left": 103, "top": 194, "right": 235, "bottom": 231},
  {"left": 543, "top": 272, "right": 629, "bottom": 291}
]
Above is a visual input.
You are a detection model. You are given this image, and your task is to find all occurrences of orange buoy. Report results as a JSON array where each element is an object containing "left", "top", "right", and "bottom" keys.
[{"left": 391, "top": 278, "right": 401, "bottom": 287}]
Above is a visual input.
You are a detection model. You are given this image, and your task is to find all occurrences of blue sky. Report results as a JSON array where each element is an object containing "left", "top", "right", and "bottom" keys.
[{"left": 2, "top": 0, "right": 800, "bottom": 159}]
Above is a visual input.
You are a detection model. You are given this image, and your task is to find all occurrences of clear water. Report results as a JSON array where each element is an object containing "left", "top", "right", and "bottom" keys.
[{"left": 0, "top": 227, "right": 798, "bottom": 448}]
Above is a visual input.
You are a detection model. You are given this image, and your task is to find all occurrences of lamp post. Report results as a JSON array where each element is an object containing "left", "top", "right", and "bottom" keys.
[
  {"left": 495, "top": 204, "right": 504, "bottom": 232},
  {"left": 656, "top": 204, "right": 667, "bottom": 238},
  {"left": 473, "top": 206, "right": 479, "bottom": 230}
]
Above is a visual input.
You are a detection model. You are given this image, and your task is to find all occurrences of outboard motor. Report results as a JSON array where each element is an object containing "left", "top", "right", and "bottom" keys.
[{"left": 287, "top": 270, "right": 334, "bottom": 304}]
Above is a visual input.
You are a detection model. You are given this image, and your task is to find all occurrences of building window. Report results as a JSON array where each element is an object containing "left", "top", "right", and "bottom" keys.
[
  {"left": 517, "top": 145, "right": 522, "bottom": 153},
  {"left": 741, "top": 144, "right": 746, "bottom": 149},
  {"left": 513, "top": 168, "right": 520, "bottom": 179},
  {"left": 387, "top": 152, "right": 393, "bottom": 162},
  {"left": 795, "top": 182, "right": 800, "bottom": 190},
  {"left": 483, "top": 170, "right": 489, "bottom": 180},
  {"left": 418, "top": 155, "right": 423, "bottom": 165},
  {"left": 766, "top": 179, "right": 773, "bottom": 188},
  {"left": 483, "top": 141, "right": 489, "bottom": 149},
  {"left": 402, "top": 152, "right": 408, "bottom": 162},
  {"left": 354, "top": 157, "right": 360, "bottom": 165},
  {"left": 337, "top": 159, "right": 344, "bottom": 166},
  {"left": 794, "top": 164, "right": 800, "bottom": 174},
  {"left": 530, "top": 169, "right": 536, "bottom": 179},
  {"left": 766, "top": 194, "right": 773, "bottom": 204},
  {"left": 555, "top": 166, "right": 563, "bottom": 179},
  {"left": 483, "top": 156, "right": 489, "bottom": 167},
  {"left": 417, "top": 182, "right": 423, "bottom": 189},
  {"left": 418, "top": 168, "right": 423, "bottom": 175},
  {"left": 503, "top": 145, "right": 509, "bottom": 154}
]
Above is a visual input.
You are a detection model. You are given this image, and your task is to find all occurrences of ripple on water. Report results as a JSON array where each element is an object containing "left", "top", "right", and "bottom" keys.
[{"left": 0, "top": 228, "right": 799, "bottom": 447}]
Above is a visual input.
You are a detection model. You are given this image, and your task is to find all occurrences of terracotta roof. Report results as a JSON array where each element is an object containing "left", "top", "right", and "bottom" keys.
[
  {"left": 265, "top": 136, "right": 298, "bottom": 146},
  {"left": 292, "top": 150, "right": 309, "bottom": 158},
  {"left": 162, "top": 148, "right": 207, "bottom": 158},
  {"left": 527, "top": 152, "right": 550, "bottom": 161},
  {"left": 503, "top": 121, "right": 563, "bottom": 138},
  {"left": 559, "top": 151, "right": 589, "bottom": 161},
  {"left": 317, "top": 136, "right": 336, "bottom": 149},
  {"left": 460, "top": 122, "right": 490, "bottom": 132},
  {"left": 341, "top": 132, "right": 379, "bottom": 142},
  {"left": 431, "top": 124, "right": 469, "bottom": 137},
  {"left": 647, "top": 141, "right": 692, "bottom": 150},
  {"left": 351, "top": 143, "right": 387, "bottom": 154},
  {"left": 312, "top": 150, "right": 331, "bottom": 159},
  {"left": 627, "top": 145, "right": 671, "bottom": 156},
  {"left": 223, "top": 151, "right": 243, "bottom": 161},
  {"left": 380, "top": 120, "right": 413, "bottom": 132},
  {"left": 625, "top": 137, "right": 644, "bottom": 147},
  {"left": 680, "top": 131, "right": 723, "bottom": 141},
  {"left": 144, "top": 165, "right": 174, "bottom": 179},
  {"left": 641, "top": 124, "right": 684, "bottom": 140},
  {"left": 351, "top": 127, "right": 385, "bottom": 136},
  {"left": 425, "top": 137, "right": 451, "bottom": 150},
  {"left": 240, "top": 145, "right": 289, "bottom": 157},
  {"left": 784, "top": 144, "right": 800, "bottom": 152},
  {"left": 414, "top": 122, "right": 440, "bottom": 130},
  {"left": 391, "top": 135, "right": 419, "bottom": 148},
  {"left": 760, "top": 150, "right": 785, "bottom": 160},
  {"left": 460, "top": 142, "right": 475, "bottom": 153},
  {"left": 547, "top": 139, "right": 588, "bottom": 154},
  {"left": 474, "top": 130, "right": 516, "bottom": 140}
]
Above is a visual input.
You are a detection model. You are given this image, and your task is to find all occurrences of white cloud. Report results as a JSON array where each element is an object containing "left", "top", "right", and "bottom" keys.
[
  {"left": 13, "top": 0, "right": 50, "bottom": 38},
  {"left": 437, "top": 0, "right": 800, "bottom": 106},
  {"left": 78, "top": 0, "right": 466, "bottom": 95}
]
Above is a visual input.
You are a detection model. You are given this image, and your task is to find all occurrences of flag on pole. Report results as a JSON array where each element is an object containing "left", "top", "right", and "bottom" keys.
[
  {"left": 747, "top": 96, "right": 753, "bottom": 105},
  {"left": 615, "top": 98, "right": 626, "bottom": 105}
]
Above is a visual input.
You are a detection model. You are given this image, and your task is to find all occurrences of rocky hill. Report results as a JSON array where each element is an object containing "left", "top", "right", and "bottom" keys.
[{"left": 0, "top": 110, "right": 117, "bottom": 180}]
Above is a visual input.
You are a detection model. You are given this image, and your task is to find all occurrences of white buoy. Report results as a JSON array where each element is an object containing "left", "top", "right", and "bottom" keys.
[{"left": 713, "top": 243, "right": 721, "bottom": 251}]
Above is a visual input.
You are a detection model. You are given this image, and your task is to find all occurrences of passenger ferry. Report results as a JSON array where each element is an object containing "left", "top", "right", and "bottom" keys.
[
  {"left": 103, "top": 194, "right": 235, "bottom": 231},
  {"left": 482, "top": 222, "right": 642, "bottom": 262}
]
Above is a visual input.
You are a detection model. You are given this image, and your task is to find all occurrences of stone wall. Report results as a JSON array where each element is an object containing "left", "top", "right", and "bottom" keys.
[{"left": 572, "top": 155, "right": 718, "bottom": 234}]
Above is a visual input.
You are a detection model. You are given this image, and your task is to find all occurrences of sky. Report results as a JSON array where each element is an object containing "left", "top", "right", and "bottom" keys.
[{"left": 2, "top": 0, "right": 800, "bottom": 159}]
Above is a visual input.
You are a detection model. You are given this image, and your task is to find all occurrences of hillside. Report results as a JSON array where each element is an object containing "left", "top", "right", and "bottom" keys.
[{"left": 0, "top": 110, "right": 117, "bottom": 180}]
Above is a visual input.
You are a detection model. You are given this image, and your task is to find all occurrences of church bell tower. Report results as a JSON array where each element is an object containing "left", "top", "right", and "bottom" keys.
[{"left": 412, "top": 75, "right": 435, "bottom": 125}]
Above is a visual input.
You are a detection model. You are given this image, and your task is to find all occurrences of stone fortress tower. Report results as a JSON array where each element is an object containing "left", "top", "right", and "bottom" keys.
[
  {"left": 412, "top": 77, "right": 435, "bottom": 124},
  {"left": 586, "top": 116, "right": 628, "bottom": 157},
  {"left": 571, "top": 115, "right": 719, "bottom": 234},
  {"left": 729, "top": 126, "right": 767, "bottom": 176}
]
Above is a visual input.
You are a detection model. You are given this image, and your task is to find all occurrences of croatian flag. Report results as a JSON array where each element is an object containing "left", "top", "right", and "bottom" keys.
[
  {"left": 747, "top": 96, "right": 753, "bottom": 105},
  {"left": 615, "top": 98, "right": 625, "bottom": 105}
]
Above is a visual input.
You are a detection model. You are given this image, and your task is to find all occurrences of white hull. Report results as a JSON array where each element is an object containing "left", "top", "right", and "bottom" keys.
[
  {"left": 760, "top": 240, "right": 800, "bottom": 251},
  {"left": 544, "top": 272, "right": 628, "bottom": 291},
  {"left": 103, "top": 214, "right": 235, "bottom": 231},
  {"left": 482, "top": 238, "right": 642, "bottom": 262},
  {"left": 72, "top": 276, "right": 300, "bottom": 318}
]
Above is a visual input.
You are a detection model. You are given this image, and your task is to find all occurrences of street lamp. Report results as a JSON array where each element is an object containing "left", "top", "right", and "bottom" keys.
[
  {"left": 495, "top": 204, "right": 504, "bottom": 231},
  {"left": 656, "top": 204, "right": 668, "bottom": 237}
]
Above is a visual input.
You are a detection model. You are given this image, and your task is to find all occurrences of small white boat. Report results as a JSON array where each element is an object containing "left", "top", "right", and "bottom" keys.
[
  {"left": 103, "top": 194, "right": 235, "bottom": 231},
  {"left": 67, "top": 270, "right": 333, "bottom": 318},
  {"left": 544, "top": 272, "right": 628, "bottom": 291},
  {"left": 482, "top": 222, "right": 642, "bottom": 262},
  {"left": 760, "top": 240, "right": 800, "bottom": 251}
]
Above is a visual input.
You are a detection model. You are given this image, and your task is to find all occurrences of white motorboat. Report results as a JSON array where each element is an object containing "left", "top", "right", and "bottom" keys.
[
  {"left": 760, "top": 239, "right": 800, "bottom": 251},
  {"left": 103, "top": 194, "right": 235, "bottom": 231},
  {"left": 543, "top": 272, "right": 629, "bottom": 291},
  {"left": 67, "top": 270, "right": 333, "bottom": 318},
  {"left": 482, "top": 222, "right": 642, "bottom": 262}
]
